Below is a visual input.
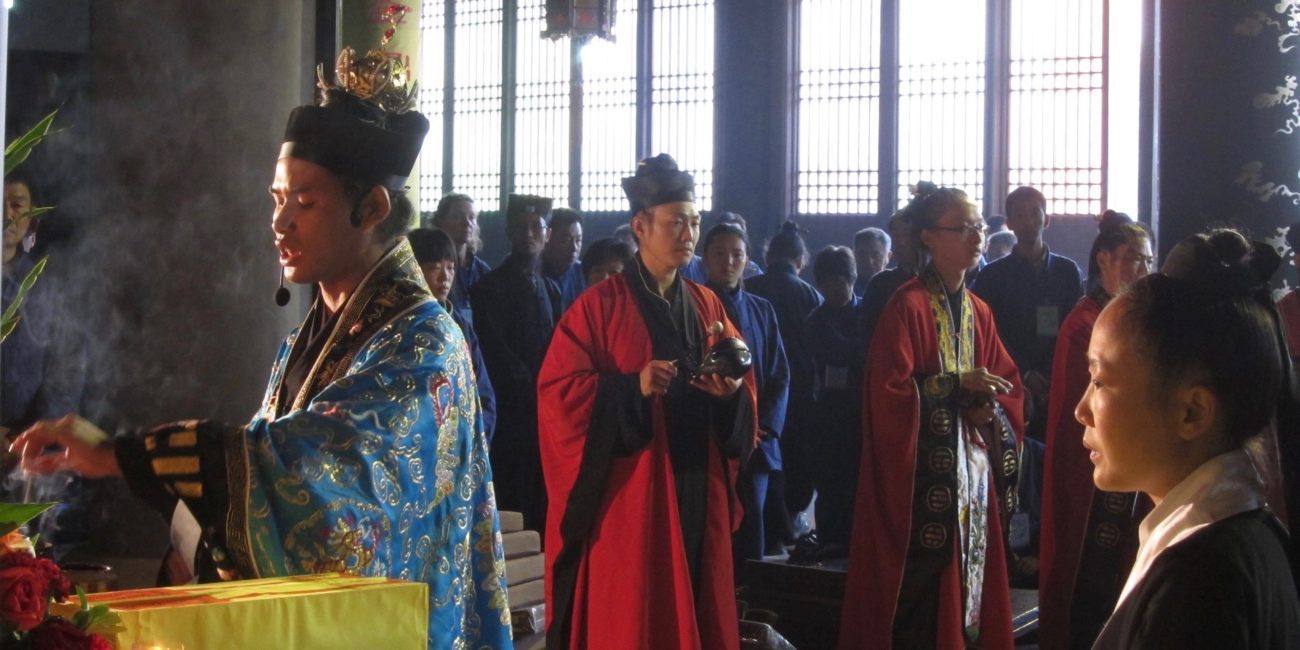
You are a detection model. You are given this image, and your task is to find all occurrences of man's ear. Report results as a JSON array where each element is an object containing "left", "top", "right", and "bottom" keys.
[
  {"left": 1174, "top": 385, "right": 1218, "bottom": 443},
  {"left": 631, "top": 210, "right": 651, "bottom": 241},
  {"left": 356, "top": 186, "right": 392, "bottom": 230}
]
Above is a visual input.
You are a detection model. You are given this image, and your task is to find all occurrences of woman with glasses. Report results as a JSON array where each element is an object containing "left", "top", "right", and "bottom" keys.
[
  {"left": 1038, "top": 210, "right": 1153, "bottom": 649},
  {"left": 839, "top": 184, "right": 1025, "bottom": 649}
]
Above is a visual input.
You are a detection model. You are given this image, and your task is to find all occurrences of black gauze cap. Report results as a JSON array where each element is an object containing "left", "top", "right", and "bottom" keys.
[
  {"left": 280, "top": 89, "right": 430, "bottom": 192},
  {"left": 621, "top": 153, "right": 695, "bottom": 213},
  {"left": 507, "top": 193, "right": 554, "bottom": 219}
]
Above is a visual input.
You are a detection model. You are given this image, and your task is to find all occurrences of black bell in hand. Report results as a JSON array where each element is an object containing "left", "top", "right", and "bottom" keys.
[{"left": 698, "top": 337, "right": 753, "bottom": 380}]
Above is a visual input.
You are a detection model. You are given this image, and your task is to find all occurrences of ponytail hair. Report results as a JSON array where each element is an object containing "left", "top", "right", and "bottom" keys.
[{"left": 764, "top": 221, "right": 809, "bottom": 268}]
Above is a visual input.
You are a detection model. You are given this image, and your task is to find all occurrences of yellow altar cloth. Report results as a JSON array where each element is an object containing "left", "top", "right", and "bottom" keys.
[{"left": 56, "top": 573, "right": 428, "bottom": 649}]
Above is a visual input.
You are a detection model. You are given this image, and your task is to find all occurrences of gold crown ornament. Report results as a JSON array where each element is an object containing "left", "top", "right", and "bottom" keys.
[{"left": 315, "top": 3, "right": 417, "bottom": 114}]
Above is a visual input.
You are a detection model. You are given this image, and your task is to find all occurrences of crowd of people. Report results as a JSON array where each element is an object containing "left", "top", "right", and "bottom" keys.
[
  {"left": 397, "top": 164, "right": 1300, "bottom": 648},
  {"left": 6, "top": 38, "right": 1300, "bottom": 650}
]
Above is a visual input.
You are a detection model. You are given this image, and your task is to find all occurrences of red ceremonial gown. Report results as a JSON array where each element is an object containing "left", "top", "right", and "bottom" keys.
[
  {"left": 839, "top": 275, "right": 1024, "bottom": 650},
  {"left": 539, "top": 272, "right": 757, "bottom": 650}
]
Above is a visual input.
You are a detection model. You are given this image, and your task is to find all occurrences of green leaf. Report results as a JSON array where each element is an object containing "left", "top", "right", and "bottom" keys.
[
  {"left": 82, "top": 603, "right": 123, "bottom": 635},
  {"left": 0, "top": 315, "right": 18, "bottom": 341},
  {"left": 23, "top": 206, "right": 54, "bottom": 221},
  {"left": 0, "top": 256, "right": 47, "bottom": 343},
  {"left": 78, "top": 586, "right": 89, "bottom": 611},
  {"left": 4, "top": 109, "right": 58, "bottom": 176},
  {"left": 0, "top": 207, "right": 52, "bottom": 234},
  {"left": 0, "top": 502, "right": 56, "bottom": 536},
  {"left": 2, "top": 206, "right": 55, "bottom": 233}
]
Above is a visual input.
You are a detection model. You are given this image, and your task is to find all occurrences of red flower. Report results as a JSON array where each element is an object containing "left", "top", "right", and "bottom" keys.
[
  {"left": 28, "top": 617, "right": 90, "bottom": 650},
  {"left": 36, "top": 559, "right": 72, "bottom": 602},
  {"left": 0, "top": 560, "right": 48, "bottom": 631},
  {"left": 87, "top": 633, "right": 114, "bottom": 650},
  {"left": 1, "top": 550, "right": 37, "bottom": 568}
]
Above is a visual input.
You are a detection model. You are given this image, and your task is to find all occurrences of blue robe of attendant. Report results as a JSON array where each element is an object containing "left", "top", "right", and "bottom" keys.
[
  {"left": 710, "top": 285, "right": 788, "bottom": 469},
  {"left": 972, "top": 247, "right": 1081, "bottom": 444},
  {"left": 806, "top": 295, "right": 868, "bottom": 549},
  {"left": 710, "top": 283, "right": 789, "bottom": 574},
  {"left": 449, "top": 253, "right": 491, "bottom": 327},
  {"left": 745, "top": 262, "right": 823, "bottom": 516},
  {"left": 544, "top": 259, "right": 586, "bottom": 313},
  {"left": 970, "top": 248, "right": 1081, "bottom": 379},
  {"left": 450, "top": 303, "right": 497, "bottom": 443},
  {"left": 114, "top": 241, "right": 512, "bottom": 649},
  {"left": 681, "top": 255, "right": 762, "bottom": 284},
  {"left": 471, "top": 252, "right": 562, "bottom": 533}
]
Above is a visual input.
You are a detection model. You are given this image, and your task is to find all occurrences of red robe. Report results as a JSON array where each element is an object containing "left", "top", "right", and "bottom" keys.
[
  {"left": 539, "top": 273, "right": 757, "bottom": 650},
  {"left": 839, "top": 277, "right": 1024, "bottom": 650}
]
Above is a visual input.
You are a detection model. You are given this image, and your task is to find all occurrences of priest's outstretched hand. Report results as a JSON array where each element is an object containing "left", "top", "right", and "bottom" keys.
[{"left": 10, "top": 415, "right": 121, "bottom": 479}]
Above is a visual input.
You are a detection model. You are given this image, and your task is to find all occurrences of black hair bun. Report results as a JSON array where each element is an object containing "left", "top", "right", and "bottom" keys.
[
  {"left": 1162, "top": 229, "right": 1278, "bottom": 300},
  {"left": 909, "top": 180, "right": 940, "bottom": 203},
  {"left": 779, "top": 221, "right": 801, "bottom": 236},
  {"left": 1097, "top": 209, "right": 1134, "bottom": 232}
]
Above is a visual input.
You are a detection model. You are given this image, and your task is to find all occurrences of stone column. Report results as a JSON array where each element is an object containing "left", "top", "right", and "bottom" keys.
[{"left": 78, "top": 0, "right": 311, "bottom": 427}]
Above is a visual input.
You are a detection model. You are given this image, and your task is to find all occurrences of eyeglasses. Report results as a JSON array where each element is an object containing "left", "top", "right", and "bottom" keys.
[{"left": 926, "top": 222, "right": 987, "bottom": 238}]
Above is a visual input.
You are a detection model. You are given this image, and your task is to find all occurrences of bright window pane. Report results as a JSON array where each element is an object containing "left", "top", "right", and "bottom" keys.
[
  {"left": 1009, "top": 0, "right": 1107, "bottom": 217},
  {"left": 417, "top": 1, "right": 445, "bottom": 212},
  {"left": 898, "top": 0, "right": 986, "bottom": 211},
  {"left": 652, "top": 0, "right": 715, "bottom": 211},
  {"left": 581, "top": 6, "right": 639, "bottom": 212},
  {"left": 451, "top": 0, "right": 504, "bottom": 209},
  {"left": 796, "top": 0, "right": 881, "bottom": 215},
  {"left": 515, "top": 2, "right": 571, "bottom": 206}
]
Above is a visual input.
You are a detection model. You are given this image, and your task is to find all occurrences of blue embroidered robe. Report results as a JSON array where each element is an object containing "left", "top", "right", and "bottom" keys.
[{"left": 115, "top": 241, "right": 513, "bottom": 649}]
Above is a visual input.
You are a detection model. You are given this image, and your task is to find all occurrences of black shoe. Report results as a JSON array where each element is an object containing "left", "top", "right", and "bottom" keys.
[{"left": 786, "top": 531, "right": 820, "bottom": 565}]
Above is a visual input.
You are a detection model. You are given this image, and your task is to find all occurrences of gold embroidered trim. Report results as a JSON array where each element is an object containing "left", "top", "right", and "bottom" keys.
[
  {"left": 169, "top": 430, "right": 198, "bottom": 448},
  {"left": 924, "top": 269, "right": 975, "bottom": 374},
  {"left": 223, "top": 425, "right": 258, "bottom": 579},
  {"left": 151, "top": 456, "right": 199, "bottom": 476},
  {"left": 292, "top": 239, "right": 431, "bottom": 411}
]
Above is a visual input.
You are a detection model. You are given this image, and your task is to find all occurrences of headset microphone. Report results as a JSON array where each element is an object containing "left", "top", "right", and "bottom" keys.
[{"left": 274, "top": 270, "right": 291, "bottom": 306}]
